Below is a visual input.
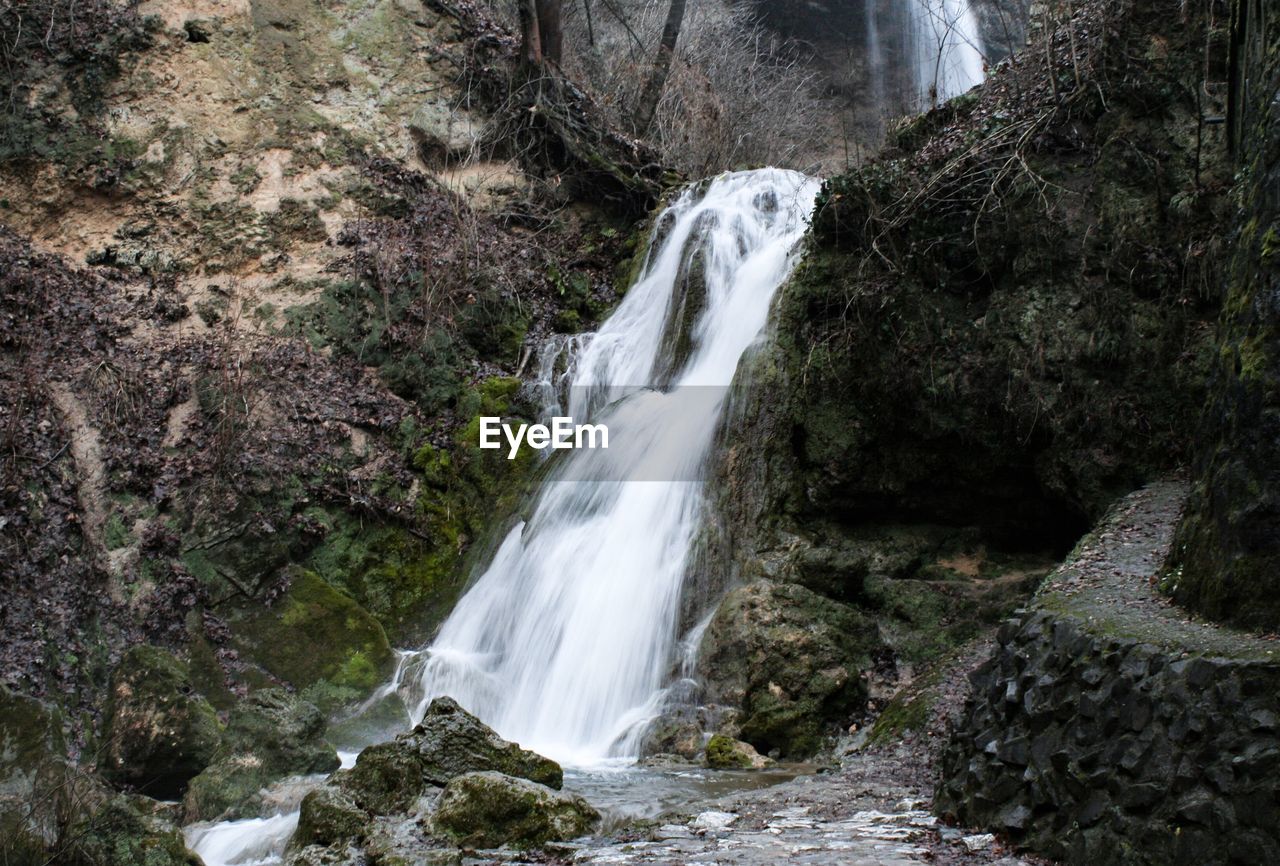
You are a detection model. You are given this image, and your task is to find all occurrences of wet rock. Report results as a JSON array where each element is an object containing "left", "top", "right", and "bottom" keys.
[
  {"left": 185, "top": 689, "right": 340, "bottom": 821},
  {"left": 689, "top": 810, "right": 737, "bottom": 831},
  {"left": 364, "top": 814, "right": 462, "bottom": 865},
  {"left": 431, "top": 771, "right": 599, "bottom": 848},
  {"left": 101, "top": 645, "right": 222, "bottom": 798},
  {"left": 293, "top": 782, "right": 371, "bottom": 848},
  {"left": 284, "top": 842, "right": 366, "bottom": 866},
  {"left": 341, "top": 697, "right": 562, "bottom": 815},
  {"left": 703, "top": 735, "right": 775, "bottom": 770},
  {"left": 67, "top": 795, "right": 201, "bottom": 866},
  {"left": 697, "top": 580, "right": 882, "bottom": 756}
]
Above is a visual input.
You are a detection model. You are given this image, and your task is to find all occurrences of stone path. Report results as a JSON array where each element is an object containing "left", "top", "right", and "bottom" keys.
[{"left": 1038, "top": 479, "right": 1280, "bottom": 659}]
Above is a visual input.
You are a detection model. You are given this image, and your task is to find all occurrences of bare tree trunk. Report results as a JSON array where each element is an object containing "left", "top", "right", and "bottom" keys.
[
  {"left": 633, "top": 0, "right": 686, "bottom": 136},
  {"left": 537, "top": 0, "right": 564, "bottom": 65},
  {"left": 518, "top": 0, "right": 543, "bottom": 66}
]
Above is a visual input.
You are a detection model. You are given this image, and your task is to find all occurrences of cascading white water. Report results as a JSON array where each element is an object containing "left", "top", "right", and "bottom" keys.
[
  {"left": 911, "top": 0, "right": 985, "bottom": 103},
  {"left": 413, "top": 168, "right": 821, "bottom": 766}
]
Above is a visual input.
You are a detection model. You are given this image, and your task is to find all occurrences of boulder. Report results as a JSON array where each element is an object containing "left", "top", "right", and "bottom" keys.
[
  {"left": 67, "top": 795, "right": 201, "bottom": 866},
  {"left": 185, "top": 689, "right": 340, "bottom": 821},
  {"left": 101, "top": 645, "right": 222, "bottom": 798},
  {"left": 407, "top": 697, "right": 562, "bottom": 789},
  {"left": 340, "top": 697, "right": 561, "bottom": 815},
  {"left": 696, "top": 580, "right": 882, "bottom": 756},
  {"left": 703, "top": 734, "right": 775, "bottom": 770},
  {"left": 430, "top": 771, "right": 599, "bottom": 848},
  {"left": 292, "top": 782, "right": 370, "bottom": 849}
]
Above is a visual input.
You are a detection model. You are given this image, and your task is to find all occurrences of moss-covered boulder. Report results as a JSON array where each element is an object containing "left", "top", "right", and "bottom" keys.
[
  {"left": 67, "top": 796, "right": 201, "bottom": 866},
  {"left": 184, "top": 689, "right": 340, "bottom": 821},
  {"left": 292, "top": 781, "right": 371, "bottom": 849},
  {"left": 100, "top": 646, "right": 222, "bottom": 799},
  {"left": 697, "top": 580, "right": 882, "bottom": 756},
  {"left": 230, "top": 568, "right": 395, "bottom": 712},
  {"left": 430, "top": 771, "right": 599, "bottom": 849},
  {"left": 340, "top": 697, "right": 562, "bottom": 816},
  {"left": 703, "top": 734, "right": 774, "bottom": 770}
]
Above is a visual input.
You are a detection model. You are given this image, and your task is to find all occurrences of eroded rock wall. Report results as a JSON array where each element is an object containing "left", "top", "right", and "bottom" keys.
[{"left": 1167, "top": 0, "right": 1280, "bottom": 631}]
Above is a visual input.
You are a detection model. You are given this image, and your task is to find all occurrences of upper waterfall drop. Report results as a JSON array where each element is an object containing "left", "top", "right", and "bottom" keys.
[
  {"left": 912, "top": 0, "right": 986, "bottom": 103},
  {"left": 414, "top": 168, "right": 821, "bottom": 767}
]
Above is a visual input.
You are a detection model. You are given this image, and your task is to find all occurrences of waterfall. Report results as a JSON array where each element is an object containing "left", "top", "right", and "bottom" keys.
[
  {"left": 413, "top": 168, "right": 821, "bottom": 767},
  {"left": 911, "top": 0, "right": 985, "bottom": 104}
]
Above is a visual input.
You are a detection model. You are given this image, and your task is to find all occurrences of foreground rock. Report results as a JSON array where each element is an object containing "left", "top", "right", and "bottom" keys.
[
  {"left": 289, "top": 697, "right": 588, "bottom": 858},
  {"left": 69, "top": 795, "right": 201, "bottom": 866},
  {"left": 185, "top": 689, "right": 340, "bottom": 821},
  {"left": 938, "top": 483, "right": 1280, "bottom": 865},
  {"left": 703, "top": 735, "right": 775, "bottom": 770},
  {"left": 432, "top": 771, "right": 599, "bottom": 848},
  {"left": 336, "top": 695, "right": 562, "bottom": 816},
  {"left": 101, "top": 645, "right": 223, "bottom": 799}
]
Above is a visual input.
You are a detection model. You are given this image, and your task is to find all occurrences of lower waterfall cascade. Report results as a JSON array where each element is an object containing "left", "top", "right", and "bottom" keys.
[{"left": 413, "top": 168, "right": 822, "bottom": 765}]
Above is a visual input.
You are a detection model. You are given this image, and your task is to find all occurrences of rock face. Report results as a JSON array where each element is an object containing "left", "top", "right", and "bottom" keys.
[
  {"left": 431, "top": 771, "right": 599, "bottom": 849},
  {"left": 231, "top": 569, "right": 396, "bottom": 713},
  {"left": 937, "top": 485, "right": 1280, "bottom": 865},
  {"left": 100, "top": 645, "right": 223, "bottom": 799},
  {"left": 697, "top": 580, "right": 881, "bottom": 756},
  {"left": 697, "top": 0, "right": 1229, "bottom": 762},
  {"left": 0, "top": 687, "right": 96, "bottom": 862},
  {"left": 184, "top": 689, "right": 340, "bottom": 821},
  {"left": 1169, "top": 0, "right": 1280, "bottom": 632}
]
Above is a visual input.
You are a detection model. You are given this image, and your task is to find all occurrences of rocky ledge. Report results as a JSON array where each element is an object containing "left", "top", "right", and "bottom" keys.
[{"left": 936, "top": 482, "right": 1280, "bottom": 865}]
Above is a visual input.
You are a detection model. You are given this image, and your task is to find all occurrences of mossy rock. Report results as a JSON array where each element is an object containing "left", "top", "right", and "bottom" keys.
[
  {"left": 67, "top": 795, "right": 201, "bottom": 866},
  {"left": 339, "top": 697, "right": 562, "bottom": 817},
  {"left": 703, "top": 734, "right": 774, "bottom": 770},
  {"left": 184, "top": 689, "right": 340, "bottom": 821},
  {"left": 229, "top": 568, "right": 395, "bottom": 712},
  {"left": 697, "top": 580, "right": 883, "bottom": 757},
  {"left": 100, "top": 646, "right": 222, "bottom": 799},
  {"left": 430, "top": 771, "right": 599, "bottom": 849},
  {"left": 292, "top": 782, "right": 371, "bottom": 849}
]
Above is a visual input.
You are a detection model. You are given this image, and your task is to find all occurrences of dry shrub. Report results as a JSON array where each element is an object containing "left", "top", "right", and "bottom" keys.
[{"left": 479, "top": 0, "right": 834, "bottom": 175}]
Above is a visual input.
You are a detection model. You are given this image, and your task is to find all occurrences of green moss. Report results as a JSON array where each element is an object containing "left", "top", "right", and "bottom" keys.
[
  {"left": 104, "top": 513, "right": 131, "bottom": 550},
  {"left": 229, "top": 569, "right": 394, "bottom": 711},
  {"left": 704, "top": 735, "right": 753, "bottom": 769}
]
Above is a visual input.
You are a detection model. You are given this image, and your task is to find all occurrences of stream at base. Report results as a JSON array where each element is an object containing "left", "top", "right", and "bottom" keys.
[{"left": 185, "top": 762, "right": 813, "bottom": 866}]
